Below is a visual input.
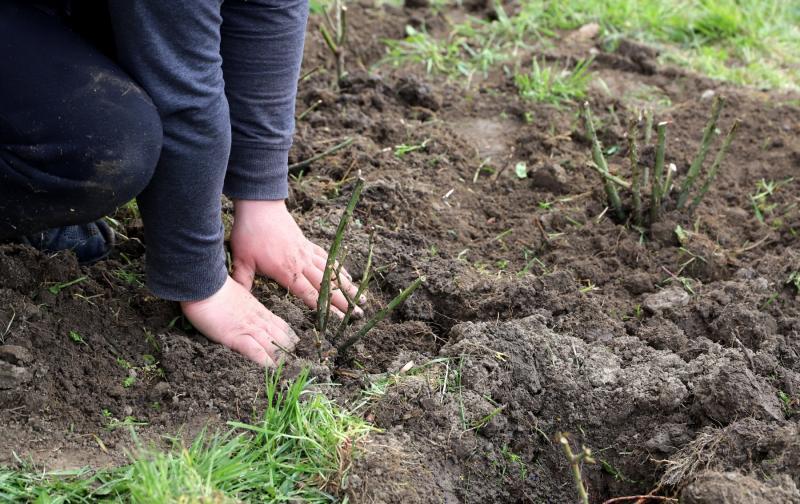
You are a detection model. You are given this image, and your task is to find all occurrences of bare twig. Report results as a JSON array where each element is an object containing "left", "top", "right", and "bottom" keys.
[
  {"left": 297, "top": 99, "right": 323, "bottom": 121},
  {"left": 289, "top": 137, "right": 354, "bottom": 172}
]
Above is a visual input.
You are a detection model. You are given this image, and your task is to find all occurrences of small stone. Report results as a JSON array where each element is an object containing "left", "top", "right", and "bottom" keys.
[
  {"left": 529, "top": 163, "right": 569, "bottom": 193},
  {"left": 700, "top": 89, "right": 716, "bottom": 101},
  {"left": 0, "top": 345, "right": 33, "bottom": 366},
  {"left": 643, "top": 287, "right": 690, "bottom": 313},
  {"left": 0, "top": 361, "right": 32, "bottom": 389}
]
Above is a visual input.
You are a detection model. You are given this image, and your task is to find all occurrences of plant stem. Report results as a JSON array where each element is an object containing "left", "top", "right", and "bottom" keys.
[
  {"left": 650, "top": 121, "right": 668, "bottom": 222},
  {"left": 338, "top": 276, "right": 424, "bottom": 354},
  {"left": 582, "top": 102, "right": 625, "bottom": 220},
  {"left": 297, "top": 99, "right": 322, "bottom": 121},
  {"left": 336, "top": 238, "right": 374, "bottom": 340},
  {"left": 317, "top": 178, "right": 364, "bottom": 337},
  {"left": 677, "top": 96, "right": 725, "bottom": 208},
  {"left": 289, "top": 137, "right": 354, "bottom": 172},
  {"left": 628, "top": 119, "right": 642, "bottom": 227},
  {"left": 689, "top": 119, "right": 740, "bottom": 211},
  {"left": 662, "top": 162, "right": 676, "bottom": 201},
  {"left": 587, "top": 163, "right": 632, "bottom": 189},
  {"left": 643, "top": 108, "right": 653, "bottom": 185},
  {"left": 559, "top": 434, "right": 595, "bottom": 504}
]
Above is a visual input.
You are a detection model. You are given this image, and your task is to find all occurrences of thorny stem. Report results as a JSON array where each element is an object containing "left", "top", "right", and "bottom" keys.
[
  {"left": 338, "top": 276, "right": 425, "bottom": 354},
  {"left": 689, "top": 119, "right": 740, "bottom": 211},
  {"left": 628, "top": 118, "right": 642, "bottom": 227},
  {"left": 650, "top": 122, "right": 668, "bottom": 223},
  {"left": 559, "top": 434, "right": 596, "bottom": 504},
  {"left": 582, "top": 102, "right": 625, "bottom": 220},
  {"left": 677, "top": 96, "right": 725, "bottom": 208},
  {"left": 317, "top": 178, "right": 364, "bottom": 337},
  {"left": 289, "top": 137, "right": 354, "bottom": 172},
  {"left": 336, "top": 238, "right": 374, "bottom": 340}
]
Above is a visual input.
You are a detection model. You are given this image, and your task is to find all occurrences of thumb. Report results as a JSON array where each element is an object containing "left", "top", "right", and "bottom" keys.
[{"left": 231, "top": 257, "right": 257, "bottom": 291}]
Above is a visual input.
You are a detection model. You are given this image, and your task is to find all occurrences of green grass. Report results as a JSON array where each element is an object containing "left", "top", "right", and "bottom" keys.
[
  {"left": 379, "top": 0, "right": 800, "bottom": 90},
  {"left": 0, "top": 368, "right": 371, "bottom": 503},
  {"left": 514, "top": 58, "right": 592, "bottom": 105}
]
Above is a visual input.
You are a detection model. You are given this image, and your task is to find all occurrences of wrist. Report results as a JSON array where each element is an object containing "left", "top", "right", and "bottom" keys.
[{"left": 233, "top": 198, "right": 286, "bottom": 214}]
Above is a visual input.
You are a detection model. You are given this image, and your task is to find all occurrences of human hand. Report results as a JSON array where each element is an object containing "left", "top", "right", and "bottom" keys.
[
  {"left": 229, "top": 199, "right": 364, "bottom": 318},
  {"left": 180, "top": 276, "right": 298, "bottom": 367}
]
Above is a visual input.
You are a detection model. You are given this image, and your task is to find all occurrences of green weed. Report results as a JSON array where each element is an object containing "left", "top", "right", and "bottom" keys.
[
  {"left": 0, "top": 368, "right": 371, "bottom": 502},
  {"left": 514, "top": 58, "right": 592, "bottom": 106},
  {"left": 48, "top": 276, "right": 86, "bottom": 295}
]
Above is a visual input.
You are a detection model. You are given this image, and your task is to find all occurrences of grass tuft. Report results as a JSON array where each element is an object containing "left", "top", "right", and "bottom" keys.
[
  {"left": 0, "top": 367, "right": 371, "bottom": 503},
  {"left": 514, "top": 58, "right": 592, "bottom": 106}
]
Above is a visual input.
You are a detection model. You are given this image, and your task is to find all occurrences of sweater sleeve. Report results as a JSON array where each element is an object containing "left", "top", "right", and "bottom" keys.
[{"left": 220, "top": 0, "right": 309, "bottom": 201}]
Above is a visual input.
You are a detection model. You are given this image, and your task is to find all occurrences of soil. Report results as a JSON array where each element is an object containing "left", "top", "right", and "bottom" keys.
[{"left": 2, "top": 2, "right": 800, "bottom": 502}]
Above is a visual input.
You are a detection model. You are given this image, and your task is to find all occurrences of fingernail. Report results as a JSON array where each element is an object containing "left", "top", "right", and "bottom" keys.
[
  {"left": 359, "top": 294, "right": 367, "bottom": 304},
  {"left": 354, "top": 306, "right": 364, "bottom": 318}
]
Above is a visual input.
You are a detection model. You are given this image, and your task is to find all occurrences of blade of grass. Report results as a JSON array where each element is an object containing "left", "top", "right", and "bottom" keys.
[
  {"left": 677, "top": 96, "right": 725, "bottom": 208},
  {"left": 338, "top": 276, "right": 425, "bottom": 354}
]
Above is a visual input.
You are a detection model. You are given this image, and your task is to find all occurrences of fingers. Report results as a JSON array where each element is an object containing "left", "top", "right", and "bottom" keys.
[
  {"left": 232, "top": 257, "right": 257, "bottom": 291},
  {"left": 225, "top": 334, "right": 276, "bottom": 368},
  {"left": 289, "top": 273, "right": 346, "bottom": 319},
  {"left": 304, "top": 265, "right": 363, "bottom": 317}
]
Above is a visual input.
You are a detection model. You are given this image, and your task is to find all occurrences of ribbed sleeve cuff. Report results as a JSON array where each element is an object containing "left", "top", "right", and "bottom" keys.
[
  {"left": 224, "top": 145, "right": 290, "bottom": 201},
  {"left": 145, "top": 243, "right": 228, "bottom": 302}
]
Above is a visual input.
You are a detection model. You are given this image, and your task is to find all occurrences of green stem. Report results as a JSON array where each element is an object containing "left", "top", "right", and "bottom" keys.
[
  {"left": 628, "top": 119, "right": 642, "bottom": 227},
  {"left": 582, "top": 102, "right": 625, "bottom": 220},
  {"left": 677, "top": 96, "right": 725, "bottom": 208},
  {"left": 317, "top": 178, "right": 364, "bottom": 337},
  {"left": 338, "top": 276, "right": 425, "bottom": 354},
  {"left": 650, "top": 121, "right": 668, "bottom": 222},
  {"left": 643, "top": 109, "right": 653, "bottom": 186},
  {"left": 336, "top": 239, "right": 374, "bottom": 340},
  {"left": 689, "top": 119, "right": 740, "bottom": 211}
]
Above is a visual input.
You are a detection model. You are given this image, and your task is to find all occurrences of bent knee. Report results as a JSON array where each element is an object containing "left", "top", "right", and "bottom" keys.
[{"left": 89, "top": 92, "right": 163, "bottom": 208}]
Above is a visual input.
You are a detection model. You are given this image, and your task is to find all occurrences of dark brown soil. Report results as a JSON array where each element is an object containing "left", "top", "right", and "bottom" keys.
[{"left": 2, "top": 2, "right": 799, "bottom": 502}]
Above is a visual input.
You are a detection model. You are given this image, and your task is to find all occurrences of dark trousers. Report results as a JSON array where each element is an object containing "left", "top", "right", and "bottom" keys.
[{"left": 0, "top": 2, "right": 162, "bottom": 240}]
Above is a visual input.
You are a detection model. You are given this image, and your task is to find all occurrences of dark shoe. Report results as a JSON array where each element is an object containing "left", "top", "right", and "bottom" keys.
[{"left": 22, "top": 220, "right": 115, "bottom": 264}]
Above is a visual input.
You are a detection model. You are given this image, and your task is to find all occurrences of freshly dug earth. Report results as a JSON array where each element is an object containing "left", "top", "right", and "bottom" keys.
[{"left": 1, "top": 3, "right": 799, "bottom": 502}]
